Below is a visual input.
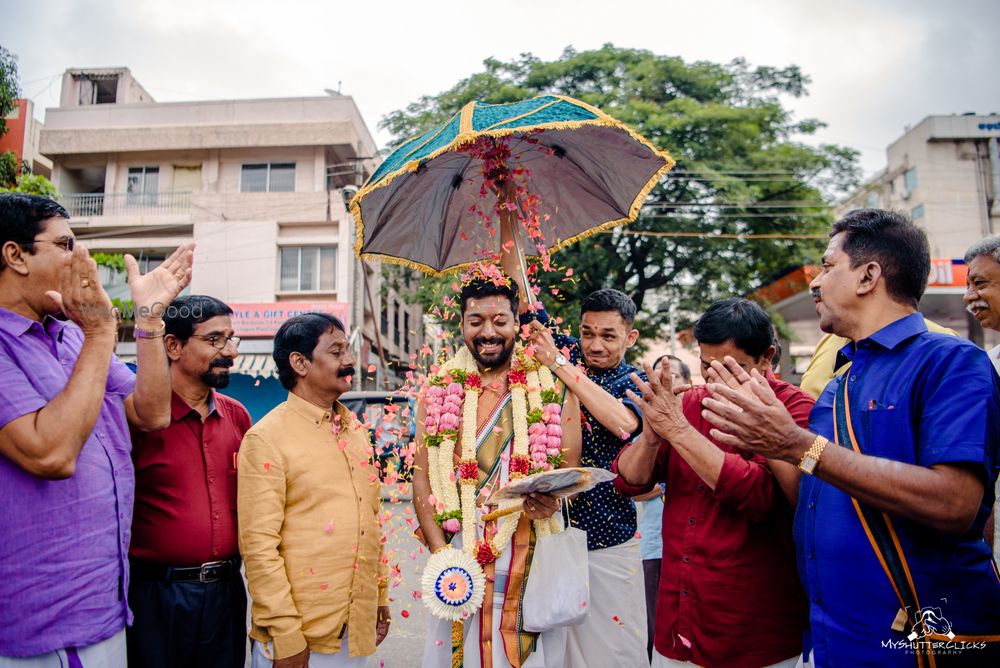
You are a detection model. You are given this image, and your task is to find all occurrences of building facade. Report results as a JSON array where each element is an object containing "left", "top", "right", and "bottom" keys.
[
  {"left": 40, "top": 68, "right": 422, "bottom": 416},
  {"left": 0, "top": 98, "right": 52, "bottom": 178},
  {"left": 760, "top": 113, "right": 1000, "bottom": 378}
]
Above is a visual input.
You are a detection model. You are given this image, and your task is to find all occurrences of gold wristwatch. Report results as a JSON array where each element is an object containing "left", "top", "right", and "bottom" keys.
[{"left": 798, "top": 435, "right": 829, "bottom": 475}]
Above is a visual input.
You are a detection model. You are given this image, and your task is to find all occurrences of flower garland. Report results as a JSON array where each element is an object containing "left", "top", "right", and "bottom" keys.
[{"left": 421, "top": 342, "right": 564, "bottom": 620}]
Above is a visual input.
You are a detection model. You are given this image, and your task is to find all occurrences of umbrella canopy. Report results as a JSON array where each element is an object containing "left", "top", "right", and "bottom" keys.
[{"left": 351, "top": 95, "right": 674, "bottom": 275}]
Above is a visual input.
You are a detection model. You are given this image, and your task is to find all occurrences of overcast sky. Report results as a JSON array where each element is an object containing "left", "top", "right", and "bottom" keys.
[{"left": 4, "top": 0, "right": 999, "bottom": 177}]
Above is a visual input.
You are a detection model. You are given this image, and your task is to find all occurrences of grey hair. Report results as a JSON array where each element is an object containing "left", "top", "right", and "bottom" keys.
[{"left": 964, "top": 235, "right": 1000, "bottom": 265}]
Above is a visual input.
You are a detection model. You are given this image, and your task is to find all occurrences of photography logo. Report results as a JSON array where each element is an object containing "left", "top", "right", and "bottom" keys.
[
  {"left": 907, "top": 608, "right": 954, "bottom": 642},
  {"left": 883, "top": 606, "right": 986, "bottom": 656}
]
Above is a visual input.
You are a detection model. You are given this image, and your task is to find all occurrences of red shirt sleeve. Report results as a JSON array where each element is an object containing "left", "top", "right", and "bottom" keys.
[{"left": 611, "top": 438, "right": 669, "bottom": 496}]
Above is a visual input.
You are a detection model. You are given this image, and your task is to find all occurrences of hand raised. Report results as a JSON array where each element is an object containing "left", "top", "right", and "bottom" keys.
[
  {"left": 526, "top": 319, "right": 559, "bottom": 368},
  {"left": 127, "top": 242, "right": 194, "bottom": 319},
  {"left": 701, "top": 363, "right": 801, "bottom": 461},
  {"left": 44, "top": 243, "right": 116, "bottom": 339},
  {"left": 625, "top": 362, "right": 690, "bottom": 441}
]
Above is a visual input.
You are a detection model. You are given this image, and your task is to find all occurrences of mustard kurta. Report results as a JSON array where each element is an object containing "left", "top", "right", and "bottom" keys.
[{"left": 238, "top": 392, "right": 387, "bottom": 660}]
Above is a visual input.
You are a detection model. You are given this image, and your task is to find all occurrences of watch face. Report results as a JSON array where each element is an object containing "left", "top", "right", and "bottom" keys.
[
  {"left": 799, "top": 456, "right": 818, "bottom": 475},
  {"left": 554, "top": 354, "right": 567, "bottom": 367}
]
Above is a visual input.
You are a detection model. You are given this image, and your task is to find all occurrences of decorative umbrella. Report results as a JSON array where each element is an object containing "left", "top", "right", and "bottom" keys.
[{"left": 350, "top": 95, "right": 674, "bottom": 284}]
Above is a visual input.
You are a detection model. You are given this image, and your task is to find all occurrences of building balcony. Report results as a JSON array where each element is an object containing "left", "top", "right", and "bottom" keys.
[{"left": 61, "top": 191, "right": 192, "bottom": 225}]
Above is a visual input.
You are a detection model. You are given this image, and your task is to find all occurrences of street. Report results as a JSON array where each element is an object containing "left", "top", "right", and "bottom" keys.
[{"left": 366, "top": 493, "right": 430, "bottom": 668}]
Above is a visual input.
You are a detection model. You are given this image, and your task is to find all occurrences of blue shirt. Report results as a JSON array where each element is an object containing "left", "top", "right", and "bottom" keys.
[
  {"left": 526, "top": 309, "right": 644, "bottom": 551},
  {"left": 797, "top": 313, "right": 1000, "bottom": 667},
  {"left": 637, "top": 485, "right": 665, "bottom": 560}
]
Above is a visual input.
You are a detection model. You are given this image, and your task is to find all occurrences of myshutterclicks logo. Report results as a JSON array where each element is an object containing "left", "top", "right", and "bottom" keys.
[{"left": 881, "top": 607, "right": 986, "bottom": 655}]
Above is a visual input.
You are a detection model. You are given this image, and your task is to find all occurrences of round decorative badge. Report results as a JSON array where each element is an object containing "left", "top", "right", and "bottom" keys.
[
  {"left": 421, "top": 547, "right": 486, "bottom": 621},
  {"left": 435, "top": 567, "right": 474, "bottom": 606}
]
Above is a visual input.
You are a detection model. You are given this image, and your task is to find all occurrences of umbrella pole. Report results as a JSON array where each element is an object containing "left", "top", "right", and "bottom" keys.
[{"left": 498, "top": 185, "right": 535, "bottom": 307}]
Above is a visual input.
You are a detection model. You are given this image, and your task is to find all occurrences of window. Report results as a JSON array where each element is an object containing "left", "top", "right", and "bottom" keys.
[
  {"left": 903, "top": 167, "right": 918, "bottom": 193},
  {"left": 241, "top": 163, "right": 295, "bottom": 192},
  {"left": 404, "top": 312, "right": 411, "bottom": 353},
  {"left": 94, "top": 78, "right": 118, "bottom": 104},
  {"left": 911, "top": 204, "right": 925, "bottom": 220},
  {"left": 127, "top": 166, "right": 159, "bottom": 206},
  {"left": 392, "top": 307, "right": 399, "bottom": 346},
  {"left": 865, "top": 192, "right": 879, "bottom": 209},
  {"left": 279, "top": 246, "right": 336, "bottom": 291},
  {"left": 78, "top": 75, "right": 118, "bottom": 105}
]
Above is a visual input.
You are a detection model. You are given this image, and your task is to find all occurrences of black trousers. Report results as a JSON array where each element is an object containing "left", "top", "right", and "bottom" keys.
[
  {"left": 126, "top": 560, "right": 248, "bottom": 668},
  {"left": 643, "top": 557, "right": 661, "bottom": 661}
]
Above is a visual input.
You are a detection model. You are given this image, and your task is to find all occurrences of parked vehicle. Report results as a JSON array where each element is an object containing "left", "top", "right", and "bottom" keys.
[{"left": 339, "top": 391, "right": 416, "bottom": 481}]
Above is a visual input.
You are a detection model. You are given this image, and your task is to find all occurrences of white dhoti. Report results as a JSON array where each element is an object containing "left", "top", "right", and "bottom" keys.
[
  {"left": 422, "top": 537, "right": 566, "bottom": 668},
  {"left": 251, "top": 635, "right": 365, "bottom": 668},
  {"left": 563, "top": 538, "right": 648, "bottom": 668}
]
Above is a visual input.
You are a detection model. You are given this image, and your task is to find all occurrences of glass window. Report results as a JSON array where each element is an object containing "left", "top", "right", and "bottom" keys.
[
  {"left": 279, "top": 247, "right": 300, "bottom": 291},
  {"left": 866, "top": 192, "right": 879, "bottom": 209},
  {"left": 127, "top": 167, "right": 159, "bottom": 206},
  {"left": 903, "top": 167, "right": 918, "bottom": 192},
  {"left": 319, "top": 247, "right": 336, "bottom": 290},
  {"left": 269, "top": 163, "right": 296, "bottom": 192},
  {"left": 241, "top": 163, "right": 295, "bottom": 193},
  {"left": 241, "top": 164, "right": 268, "bottom": 193},
  {"left": 279, "top": 246, "right": 337, "bottom": 291},
  {"left": 911, "top": 204, "right": 925, "bottom": 220},
  {"left": 300, "top": 247, "right": 318, "bottom": 290}
]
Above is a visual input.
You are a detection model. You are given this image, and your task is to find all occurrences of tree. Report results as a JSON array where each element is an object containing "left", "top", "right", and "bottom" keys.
[
  {"left": 0, "top": 45, "right": 20, "bottom": 138},
  {"left": 0, "top": 46, "right": 58, "bottom": 197},
  {"left": 0, "top": 150, "right": 17, "bottom": 188},
  {"left": 381, "top": 45, "right": 860, "bottom": 344}
]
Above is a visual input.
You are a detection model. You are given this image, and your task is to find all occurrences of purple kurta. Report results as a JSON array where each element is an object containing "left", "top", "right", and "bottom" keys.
[{"left": 0, "top": 307, "right": 136, "bottom": 657}]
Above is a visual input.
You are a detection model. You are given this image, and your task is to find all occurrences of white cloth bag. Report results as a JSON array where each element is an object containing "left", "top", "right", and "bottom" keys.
[{"left": 522, "top": 526, "right": 590, "bottom": 632}]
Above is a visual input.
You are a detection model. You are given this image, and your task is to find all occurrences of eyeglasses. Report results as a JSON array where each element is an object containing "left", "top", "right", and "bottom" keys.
[
  {"left": 19, "top": 236, "right": 75, "bottom": 252},
  {"left": 192, "top": 334, "right": 242, "bottom": 350}
]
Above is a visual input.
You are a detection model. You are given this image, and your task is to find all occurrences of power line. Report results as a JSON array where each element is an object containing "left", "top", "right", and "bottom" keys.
[{"left": 620, "top": 230, "right": 827, "bottom": 240}]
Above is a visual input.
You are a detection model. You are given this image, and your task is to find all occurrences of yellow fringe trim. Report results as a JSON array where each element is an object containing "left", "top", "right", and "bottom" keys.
[
  {"left": 451, "top": 620, "right": 464, "bottom": 668},
  {"left": 459, "top": 101, "right": 475, "bottom": 135},
  {"left": 350, "top": 95, "right": 676, "bottom": 274}
]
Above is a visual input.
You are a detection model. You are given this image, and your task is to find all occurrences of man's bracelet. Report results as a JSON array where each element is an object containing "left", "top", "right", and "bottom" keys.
[{"left": 134, "top": 322, "right": 166, "bottom": 339}]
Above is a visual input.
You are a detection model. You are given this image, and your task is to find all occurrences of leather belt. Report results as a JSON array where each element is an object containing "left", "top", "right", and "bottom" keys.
[{"left": 130, "top": 557, "right": 240, "bottom": 583}]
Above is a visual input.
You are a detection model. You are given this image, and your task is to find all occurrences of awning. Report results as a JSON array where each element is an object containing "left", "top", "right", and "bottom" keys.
[
  {"left": 114, "top": 353, "right": 278, "bottom": 379},
  {"left": 232, "top": 353, "right": 278, "bottom": 379}
]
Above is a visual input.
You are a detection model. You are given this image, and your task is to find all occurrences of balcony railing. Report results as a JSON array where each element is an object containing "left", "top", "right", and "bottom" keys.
[{"left": 60, "top": 191, "right": 192, "bottom": 218}]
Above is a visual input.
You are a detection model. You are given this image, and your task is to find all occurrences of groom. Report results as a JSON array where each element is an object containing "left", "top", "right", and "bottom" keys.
[{"left": 413, "top": 273, "right": 581, "bottom": 668}]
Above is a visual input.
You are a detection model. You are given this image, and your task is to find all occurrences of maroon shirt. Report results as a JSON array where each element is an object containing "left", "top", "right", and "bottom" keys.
[
  {"left": 613, "top": 372, "right": 814, "bottom": 668},
  {"left": 131, "top": 391, "right": 251, "bottom": 565}
]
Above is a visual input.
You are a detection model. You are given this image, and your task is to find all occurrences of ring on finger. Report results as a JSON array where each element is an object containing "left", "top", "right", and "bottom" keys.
[{"left": 81, "top": 278, "right": 91, "bottom": 288}]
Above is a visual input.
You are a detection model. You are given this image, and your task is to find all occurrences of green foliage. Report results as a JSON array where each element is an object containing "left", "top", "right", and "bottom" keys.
[
  {"left": 0, "top": 173, "right": 58, "bottom": 196},
  {"left": 380, "top": 45, "right": 861, "bottom": 348},
  {"left": 433, "top": 509, "right": 462, "bottom": 527},
  {"left": 0, "top": 150, "right": 16, "bottom": 188},
  {"left": 0, "top": 45, "right": 19, "bottom": 138},
  {"left": 91, "top": 252, "right": 127, "bottom": 273},
  {"left": 91, "top": 253, "right": 135, "bottom": 321}
]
